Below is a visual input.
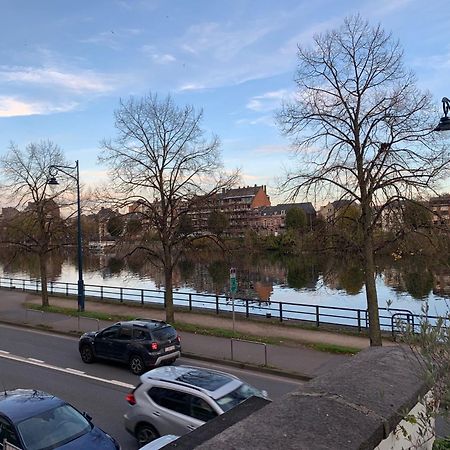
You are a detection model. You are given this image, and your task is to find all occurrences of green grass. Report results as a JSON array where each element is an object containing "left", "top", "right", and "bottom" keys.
[
  {"left": 308, "top": 342, "right": 360, "bottom": 355},
  {"left": 25, "top": 303, "right": 135, "bottom": 322}
]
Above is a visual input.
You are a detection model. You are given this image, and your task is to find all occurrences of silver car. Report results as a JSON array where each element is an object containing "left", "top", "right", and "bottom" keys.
[{"left": 124, "top": 365, "right": 268, "bottom": 446}]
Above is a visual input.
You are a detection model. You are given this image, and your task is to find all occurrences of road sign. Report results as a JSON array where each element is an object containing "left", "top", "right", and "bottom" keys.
[{"left": 230, "top": 268, "right": 237, "bottom": 294}]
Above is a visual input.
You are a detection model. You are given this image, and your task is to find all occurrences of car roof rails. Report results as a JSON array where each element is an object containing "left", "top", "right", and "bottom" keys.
[{"left": 134, "top": 318, "right": 167, "bottom": 325}]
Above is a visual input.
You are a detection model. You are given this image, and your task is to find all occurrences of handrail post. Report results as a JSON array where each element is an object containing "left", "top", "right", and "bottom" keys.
[
  {"left": 100, "top": 285, "right": 103, "bottom": 300},
  {"left": 246, "top": 299, "right": 249, "bottom": 318},
  {"left": 120, "top": 287, "right": 123, "bottom": 303},
  {"left": 357, "top": 310, "right": 361, "bottom": 332},
  {"left": 315, "top": 305, "right": 320, "bottom": 327},
  {"left": 215, "top": 295, "right": 219, "bottom": 314},
  {"left": 279, "top": 303, "right": 283, "bottom": 322},
  {"left": 141, "top": 289, "right": 144, "bottom": 305},
  {"left": 189, "top": 293, "right": 192, "bottom": 311},
  {"left": 23, "top": 279, "right": 25, "bottom": 291}
]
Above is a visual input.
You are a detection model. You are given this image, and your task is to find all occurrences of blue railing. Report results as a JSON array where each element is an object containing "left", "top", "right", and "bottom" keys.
[{"left": 0, "top": 276, "right": 423, "bottom": 333}]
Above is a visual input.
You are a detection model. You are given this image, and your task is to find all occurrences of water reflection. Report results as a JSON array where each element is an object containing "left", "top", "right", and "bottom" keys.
[{"left": 0, "top": 247, "right": 449, "bottom": 315}]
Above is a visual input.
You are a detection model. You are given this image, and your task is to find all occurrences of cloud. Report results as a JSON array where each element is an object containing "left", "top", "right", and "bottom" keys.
[
  {"left": 180, "top": 21, "right": 275, "bottom": 61},
  {"left": 0, "top": 66, "right": 115, "bottom": 93},
  {"left": 141, "top": 46, "right": 176, "bottom": 64},
  {"left": 246, "top": 90, "right": 290, "bottom": 112},
  {"left": 236, "top": 115, "right": 276, "bottom": 127},
  {"left": 0, "top": 96, "right": 78, "bottom": 117},
  {"left": 178, "top": 82, "right": 207, "bottom": 92}
]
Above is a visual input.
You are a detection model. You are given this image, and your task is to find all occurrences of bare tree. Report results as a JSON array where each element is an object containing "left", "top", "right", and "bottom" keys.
[
  {"left": 0, "top": 141, "right": 73, "bottom": 306},
  {"left": 100, "top": 93, "right": 238, "bottom": 323},
  {"left": 278, "top": 15, "right": 450, "bottom": 346}
]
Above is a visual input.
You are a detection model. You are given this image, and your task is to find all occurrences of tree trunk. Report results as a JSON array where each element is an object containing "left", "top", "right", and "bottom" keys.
[
  {"left": 363, "top": 235, "right": 382, "bottom": 346},
  {"left": 39, "top": 253, "right": 49, "bottom": 307},
  {"left": 164, "top": 266, "right": 174, "bottom": 323}
]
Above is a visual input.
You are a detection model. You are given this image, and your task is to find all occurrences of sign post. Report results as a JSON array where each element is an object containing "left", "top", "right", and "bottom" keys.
[{"left": 230, "top": 268, "right": 237, "bottom": 334}]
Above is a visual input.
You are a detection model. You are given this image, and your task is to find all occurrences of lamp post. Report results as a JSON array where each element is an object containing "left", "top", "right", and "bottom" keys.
[
  {"left": 435, "top": 97, "right": 450, "bottom": 132},
  {"left": 48, "top": 160, "right": 85, "bottom": 312}
]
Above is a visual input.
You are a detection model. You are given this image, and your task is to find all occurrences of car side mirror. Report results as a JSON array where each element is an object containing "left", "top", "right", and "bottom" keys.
[{"left": 82, "top": 412, "right": 92, "bottom": 422}]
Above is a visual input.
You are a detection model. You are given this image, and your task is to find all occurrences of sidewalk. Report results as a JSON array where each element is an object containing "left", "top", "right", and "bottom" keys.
[{"left": 0, "top": 288, "right": 379, "bottom": 380}]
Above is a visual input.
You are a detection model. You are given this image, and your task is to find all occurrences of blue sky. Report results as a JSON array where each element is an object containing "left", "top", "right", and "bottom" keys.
[{"left": 0, "top": 0, "right": 449, "bottom": 205}]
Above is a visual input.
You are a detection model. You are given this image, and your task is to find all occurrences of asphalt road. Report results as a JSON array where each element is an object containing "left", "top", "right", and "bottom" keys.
[{"left": 0, "top": 324, "right": 304, "bottom": 449}]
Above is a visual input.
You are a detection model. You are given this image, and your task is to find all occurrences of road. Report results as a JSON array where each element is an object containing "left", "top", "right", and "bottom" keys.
[{"left": 0, "top": 324, "right": 304, "bottom": 449}]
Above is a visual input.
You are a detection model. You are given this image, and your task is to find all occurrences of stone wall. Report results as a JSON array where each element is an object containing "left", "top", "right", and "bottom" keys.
[{"left": 165, "top": 347, "right": 433, "bottom": 450}]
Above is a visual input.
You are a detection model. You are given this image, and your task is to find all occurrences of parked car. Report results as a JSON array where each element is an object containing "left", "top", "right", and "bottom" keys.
[
  {"left": 124, "top": 365, "right": 269, "bottom": 446},
  {"left": 78, "top": 318, "right": 181, "bottom": 375},
  {"left": 139, "top": 434, "right": 179, "bottom": 449},
  {"left": 0, "top": 389, "right": 120, "bottom": 449}
]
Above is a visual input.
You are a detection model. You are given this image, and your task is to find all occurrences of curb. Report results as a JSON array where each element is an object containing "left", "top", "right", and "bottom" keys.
[{"left": 0, "top": 318, "right": 311, "bottom": 381}]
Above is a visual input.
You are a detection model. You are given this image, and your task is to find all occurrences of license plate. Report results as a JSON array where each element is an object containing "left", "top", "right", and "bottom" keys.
[{"left": 165, "top": 345, "right": 175, "bottom": 352}]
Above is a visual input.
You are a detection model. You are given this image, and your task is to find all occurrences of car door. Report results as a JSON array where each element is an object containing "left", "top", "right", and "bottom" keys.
[
  {"left": 147, "top": 387, "right": 205, "bottom": 437},
  {"left": 110, "top": 324, "right": 133, "bottom": 361},
  {"left": 94, "top": 324, "right": 120, "bottom": 359}
]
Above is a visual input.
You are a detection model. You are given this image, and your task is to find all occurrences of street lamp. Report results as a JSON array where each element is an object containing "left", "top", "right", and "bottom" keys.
[
  {"left": 48, "top": 160, "right": 85, "bottom": 312},
  {"left": 435, "top": 97, "right": 450, "bottom": 132}
]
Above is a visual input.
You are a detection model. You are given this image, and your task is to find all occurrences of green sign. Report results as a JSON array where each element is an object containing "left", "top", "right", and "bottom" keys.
[{"left": 230, "top": 277, "right": 238, "bottom": 294}]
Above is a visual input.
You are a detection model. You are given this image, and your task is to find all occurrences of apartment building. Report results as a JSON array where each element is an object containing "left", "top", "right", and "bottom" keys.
[{"left": 254, "top": 203, "right": 316, "bottom": 235}]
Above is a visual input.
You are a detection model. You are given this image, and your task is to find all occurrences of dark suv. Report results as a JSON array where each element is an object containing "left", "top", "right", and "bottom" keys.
[{"left": 78, "top": 319, "right": 181, "bottom": 375}]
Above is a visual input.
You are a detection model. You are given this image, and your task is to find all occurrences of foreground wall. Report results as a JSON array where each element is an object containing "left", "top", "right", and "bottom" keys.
[{"left": 167, "top": 347, "right": 433, "bottom": 450}]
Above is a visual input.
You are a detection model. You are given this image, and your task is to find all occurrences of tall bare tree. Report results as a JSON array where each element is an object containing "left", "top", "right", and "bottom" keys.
[
  {"left": 100, "top": 93, "right": 238, "bottom": 323},
  {"left": 0, "top": 141, "right": 72, "bottom": 306},
  {"left": 278, "top": 15, "right": 449, "bottom": 346}
]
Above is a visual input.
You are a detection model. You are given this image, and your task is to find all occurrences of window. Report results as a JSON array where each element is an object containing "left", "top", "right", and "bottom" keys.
[
  {"left": 133, "top": 328, "right": 148, "bottom": 340},
  {"left": 0, "top": 417, "right": 20, "bottom": 448},
  {"left": 152, "top": 326, "right": 176, "bottom": 341},
  {"left": 190, "top": 396, "right": 217, "bottom": 422},
  {"left": 16, "top": 404, "right": 91, "bottom": 450},
  {"left": 99, "top": 325, "right": 120, "bottom": 339},
  {"left": 117, "top": 326, "right": 132, "bottom": 340},
  {"left": 149, "top": 388, "right": 190, "bottom": 416}
]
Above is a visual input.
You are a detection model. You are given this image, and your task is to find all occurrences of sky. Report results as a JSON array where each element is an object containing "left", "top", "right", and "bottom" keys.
[{"left": 0, "top": 0, "right": 449, "bottom": 207}]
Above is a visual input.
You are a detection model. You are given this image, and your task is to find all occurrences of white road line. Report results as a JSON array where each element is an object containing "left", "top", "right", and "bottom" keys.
[
  {"left": 64, "top": 368, "right": 86, "bottom": 375},
  {"left": 111, "top": 379, "right": 135, "bottom": 389},
  {"left": 28, "top": 358, "right": 44, "bottom": 363},
  {"left": 0, "top": 351, "right": 134, "bottom": 389}
]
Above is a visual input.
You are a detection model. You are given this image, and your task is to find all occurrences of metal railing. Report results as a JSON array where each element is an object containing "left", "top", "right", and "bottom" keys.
[
  {"left": 231, "top": 338, "right": 268, "bottom": 366},
  {"left": 0, "top": 276, "right": 419, "bottom": 333}
]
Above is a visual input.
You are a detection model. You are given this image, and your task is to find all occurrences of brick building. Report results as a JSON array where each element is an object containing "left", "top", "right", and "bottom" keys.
[{"left": 253, "top": 203, "right": 316, "bottom": 235}]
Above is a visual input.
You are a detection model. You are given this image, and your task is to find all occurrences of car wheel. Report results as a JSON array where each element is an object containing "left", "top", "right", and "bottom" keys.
[
  {"left": 129, "top": 354, "right": 145, "bottom": 375},
  {"left": 136, "top": 423, "right": 159, "bottom": 445},
  {"left": 80, "top": 345, "right": 95, "bottom": 363}
]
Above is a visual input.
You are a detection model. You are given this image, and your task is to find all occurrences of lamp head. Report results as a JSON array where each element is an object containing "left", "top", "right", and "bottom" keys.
[
  {"left": 434, "top": 116, "right": 450, "bottom": 132},
  {"left": 47, "top": 176, "right": 59, "bottom": 186}
]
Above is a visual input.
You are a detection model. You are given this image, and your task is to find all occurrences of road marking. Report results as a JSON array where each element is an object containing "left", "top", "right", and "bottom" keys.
[
  {"left": 64, "top": 368, "right": 85, "bottom": 375},
  {"left": 28, "top": 358, "right": 44, "bottom": 363},
  {"left": 111, "top": 379, "right": 135, "bottom": 388},
  {"left": 0, "top": 350, "right": 134, "bottom": 389}
]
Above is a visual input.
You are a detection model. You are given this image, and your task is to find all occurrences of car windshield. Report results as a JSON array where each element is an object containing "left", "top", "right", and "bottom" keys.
[
  {"left": 16, "top": 404, "right": 92, "bottom": 450},
  {"left": 215, "top": 383, "right": 262, "bottom": 412}
]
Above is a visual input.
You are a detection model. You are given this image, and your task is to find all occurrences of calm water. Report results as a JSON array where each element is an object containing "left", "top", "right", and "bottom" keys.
[{"left": 0, "top": 249, "right": 449, "bottom": 317}]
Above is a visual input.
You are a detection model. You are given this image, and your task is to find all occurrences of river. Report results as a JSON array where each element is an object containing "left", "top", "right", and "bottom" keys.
[{"left": 0, "top": 249, "right": 449, "bottom": 317}]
